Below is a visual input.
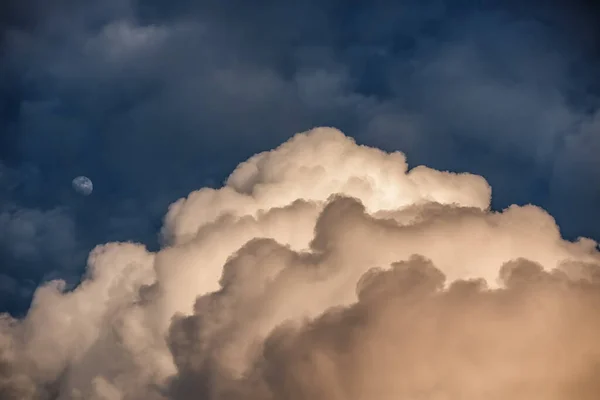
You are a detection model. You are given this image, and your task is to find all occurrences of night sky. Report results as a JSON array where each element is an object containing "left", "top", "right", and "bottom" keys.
[{"left": 1, "top": 0, "right": 600, "bottom": 316}]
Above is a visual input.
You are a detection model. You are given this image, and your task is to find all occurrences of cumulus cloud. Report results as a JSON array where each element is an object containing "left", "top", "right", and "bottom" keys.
[
  {"left": 3, "top": 0, "right": 600, "bottom": 315},
  {"left": 1, "top": 127, "right": 599, "bottom": 399}
]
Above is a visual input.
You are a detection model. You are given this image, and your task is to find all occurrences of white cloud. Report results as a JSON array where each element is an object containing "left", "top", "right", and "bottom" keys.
[{"left": 1, "top": 127, "right": 599, "bottom": 399}]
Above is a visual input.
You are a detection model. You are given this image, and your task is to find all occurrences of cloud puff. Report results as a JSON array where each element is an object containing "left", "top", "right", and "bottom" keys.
[
  {"left": 211, "top": 257, "right": 600, "bottom": 400},
  {"left": 0, "top": 127, "right": 599, "bottom": 399}
]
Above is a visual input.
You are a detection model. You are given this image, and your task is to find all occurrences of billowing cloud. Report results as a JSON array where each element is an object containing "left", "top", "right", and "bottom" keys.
[
  {"left": 2, "top": 0, "right": 600, "bottom": 314},
  {"left": 1, "top": 127, "right": 599, "bottom": 399}
]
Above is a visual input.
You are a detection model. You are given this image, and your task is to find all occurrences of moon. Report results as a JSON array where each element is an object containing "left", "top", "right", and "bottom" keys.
[{"left": 72, "top": 176, "right": 93, "bottom": 196}]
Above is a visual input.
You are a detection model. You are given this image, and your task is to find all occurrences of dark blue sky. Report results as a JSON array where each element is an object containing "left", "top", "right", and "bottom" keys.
[{"left": 1, "top": 0, "right": 600, "bottom": 315}]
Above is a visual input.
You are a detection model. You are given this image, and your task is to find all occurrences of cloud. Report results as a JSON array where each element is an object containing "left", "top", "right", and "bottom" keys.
[
  {"left": 215, "top": 257, "right": 600, "bottom": 400},
  {"left": 2, "top": 0, "right": 600, "bottom": 321},
  {"left": 0, "top": 127, "right": 599, "bottom": 399},
  {"left": 0, "top": 206, "right": 76, "bottom": 263}
]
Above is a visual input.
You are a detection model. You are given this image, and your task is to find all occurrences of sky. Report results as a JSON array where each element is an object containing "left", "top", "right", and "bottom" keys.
[
  {"left": 1, "top": 0, "right": 600, "bottom": 318},
  {"left": 2, "top": 1, "right": 600, "bottom": 398}
]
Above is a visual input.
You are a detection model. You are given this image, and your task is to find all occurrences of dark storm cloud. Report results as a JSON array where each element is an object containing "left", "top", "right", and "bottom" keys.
[{"left": 1, "top": 0, "right": 600, "bottom": 313}]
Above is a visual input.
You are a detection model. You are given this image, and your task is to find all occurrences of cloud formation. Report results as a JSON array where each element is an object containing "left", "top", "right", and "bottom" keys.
[
  {"left": 1, "top": 127, "right": 600, "bottom": 399},
  {"left": 2, "top": 0, "right": 600, "bottom": 314}
]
